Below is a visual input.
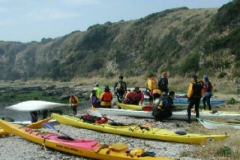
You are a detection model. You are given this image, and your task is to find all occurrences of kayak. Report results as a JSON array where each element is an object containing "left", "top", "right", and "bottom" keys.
[
  {"left": 174, "top": 98, "right": 227, "bottom": 108},
  {"left": 13, "top": 119, "right": 56, "bottom": 125},
  {"left": 0, "top": 129, "right": 8, "bottom": 136},
  {"left": 0, "top": 120, "right": 174, "bottom": 160},
  {"left": 96, "top": 108, "right": 240, "bottom": 120},
  {"left": 197, "top": 118, "right": 240, "bottom": 129},
  {"left": 0, "top": 117, "right": 52, "bottom": 137},
  {"left": 52, "top": 113, "right": 229, "bottom": 144},
  {"left": 5, "top": 100, "right": 68, "bottom": 112},
  {"left": 116, "top": 99, "right": 227, "bottom": 111}
]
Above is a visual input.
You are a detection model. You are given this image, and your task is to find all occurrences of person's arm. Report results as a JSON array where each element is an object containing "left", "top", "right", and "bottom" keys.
[
  {"left": 114, "top": 82, "right": 118, "bottom": 91},
  {"left": 75, "top": 97, "right": 79, "bottom": 105},
  {"left": 187, "top": 83, "right": 193, "bottom": 99}
]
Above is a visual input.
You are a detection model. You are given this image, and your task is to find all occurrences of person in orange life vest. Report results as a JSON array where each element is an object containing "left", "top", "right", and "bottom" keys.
[
  {"left": 69, "top": 95, "right": 79, "bottom": 116},
  {"left": 99, "top": 86, "right": 113, "bottom": 108},
  {"left": 133, "top": 86, "right": 144, "bottom": 105},
  {"left": 187, "top": 74, "right": 204, "bottom": 123},
  {"left": 123, "top": 88, "right": 135, "bottom": 104},
  {"left": 146, "top": 74, "right": 157, "bottom": 104},
  {"left": 202, "top": 75, "right": 213, "bottom": 110}
]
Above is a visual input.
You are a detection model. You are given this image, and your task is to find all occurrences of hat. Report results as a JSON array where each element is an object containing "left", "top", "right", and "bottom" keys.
[
  {"left": 105, "top": 86, "right": 110, "bottom": 91},
  {"left": 203, "top": 75, "right": 208, "bottom": 79},
  {"left": 119, "top": 76, "right": 123, "bottom": 79},
  {"left": 191, "top": 74, "right": 197, "bottom": 79},
  {"left": 135, "top": 86, "right": 139, "bottom": 90},
  {"left": 130, "top": 88, "right": 135, "bottom": 92}
]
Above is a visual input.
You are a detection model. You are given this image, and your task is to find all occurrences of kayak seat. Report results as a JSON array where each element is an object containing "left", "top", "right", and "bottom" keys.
[{"left": 57, "top": 136, "right": 74, "bottom": 141}]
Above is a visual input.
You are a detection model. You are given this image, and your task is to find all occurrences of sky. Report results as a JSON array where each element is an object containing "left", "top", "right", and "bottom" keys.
[{"left": 0, "top": 0, "right": 232, "bottom": 43}]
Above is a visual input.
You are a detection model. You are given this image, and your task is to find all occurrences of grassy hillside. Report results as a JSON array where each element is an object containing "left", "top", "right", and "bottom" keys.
[{"left": 0, "top": 0, "right": 240, "bottom": 82}]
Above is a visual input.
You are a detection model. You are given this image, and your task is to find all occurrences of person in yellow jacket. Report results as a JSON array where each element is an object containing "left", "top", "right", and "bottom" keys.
[
  {"left": 69, "top": 95, "right": 79, "bottom": 116},
  {"left": 146, "top": 74, "right": 157, "bottom": 104},
  {"left": 186, "top": 74, "right": 204, "bottom": 123}
]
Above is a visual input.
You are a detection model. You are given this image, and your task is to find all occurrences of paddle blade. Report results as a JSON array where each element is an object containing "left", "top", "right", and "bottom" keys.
[
  {"left": 43, "top": 122, "right": 55, "bottom": 130},
  {"left": 87, "top": 109, "right": 102, "bottom": 117}
]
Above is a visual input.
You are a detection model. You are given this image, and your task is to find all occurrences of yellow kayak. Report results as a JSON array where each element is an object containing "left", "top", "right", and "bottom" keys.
[
  {"left": 51, "top": 113, "right": 229, "bottom": 144},
  {"left": 116, "top": 101, "right": 143, "bottom": 110},
  {"left": 0, "top": 117, "right": 52, "bottom": 137},
  {"left": 0, "top": 119, "right": 174, "bottom": 160}
]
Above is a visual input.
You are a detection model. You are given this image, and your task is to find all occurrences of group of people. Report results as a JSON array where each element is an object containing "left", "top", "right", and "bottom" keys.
[{"left": 30, "top": 73, "right": 213, "bottom": 124}]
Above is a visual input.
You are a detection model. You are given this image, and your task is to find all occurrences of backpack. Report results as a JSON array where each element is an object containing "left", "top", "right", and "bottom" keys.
[
  {"left": 209, "top": 81, "right": 213, "bottom": 92},
  {"left": 192, "top": 81, "right": 203, "bottom": 98},
  {"left": 153, "top": 97, "right": 169, "bottom": 110}
]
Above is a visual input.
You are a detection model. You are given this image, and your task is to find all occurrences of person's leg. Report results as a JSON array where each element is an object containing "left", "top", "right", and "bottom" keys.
[
  {"left": 207, "top": 96, "right": 211, "bottom": 110},
  {"left": 202, "top": 96, "right": 206, "bottom": 110},
  {"left": 194, "top": 98, "right": 200, "bottom": 118},
  {"left": 73, "top": 106, "right": 77, "bottom": 115},
  {"left": 187, "top": 100, "right": 194, "bottom": 123}
]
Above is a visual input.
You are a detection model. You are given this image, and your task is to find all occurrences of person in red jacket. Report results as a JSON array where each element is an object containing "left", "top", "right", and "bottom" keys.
[
  {"left": 133, "top": 86, "right": 144, "bottom": 105},
  {"left": 123, "top": 88, "right": 135, "bottom": 104}
]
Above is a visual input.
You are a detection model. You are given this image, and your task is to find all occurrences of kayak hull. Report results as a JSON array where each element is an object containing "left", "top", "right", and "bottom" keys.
[
  {"left": 0, "top": 119, "right": 173, "bottom": 160},
  {"left": 197, "top": 118, "right": 240, "bottom": 129},
  {"left": 52, "top": 113, "right": 228, "bottom": 144},
  {"left": 96, "top": 108, "right": 240, "bottom": 120}
]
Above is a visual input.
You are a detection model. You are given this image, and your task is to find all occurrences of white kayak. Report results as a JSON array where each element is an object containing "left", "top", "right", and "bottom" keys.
[
  {"left": 197, "top": 118, "right": 240, "bottom": 129},
  {"left": 5, "top": 100, "right": 68, "bottom": 112},
  {"left": 96, "top": 108, "right": 240, "bottom": 120},
  {"left": 13, "top": 119, "right": 57, "bottom": 125}
]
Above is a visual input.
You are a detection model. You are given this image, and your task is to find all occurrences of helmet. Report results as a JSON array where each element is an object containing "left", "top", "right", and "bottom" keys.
[
  {"left": 203, "top": 75, "right": 208, "bottom": 79},
  {"left": 153, "top": 98, "right": 160, "bottom": 107}
]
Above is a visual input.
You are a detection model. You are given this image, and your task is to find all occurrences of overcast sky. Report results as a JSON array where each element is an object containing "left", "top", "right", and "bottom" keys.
[{"left": 0, "top": 0, "right": 231, "bottom": 43}]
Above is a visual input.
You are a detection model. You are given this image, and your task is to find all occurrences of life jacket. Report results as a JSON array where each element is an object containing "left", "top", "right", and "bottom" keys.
[
  {"left": 102, "top": 92, "right": 112, "bottom": 102},
  {"left": 71, "top": 97, "right": 77, "bottom": 104},
  {"left": 192, "top": 81, "right": 203, "bottom": 98},
  {"left": 153, "top": 97, "right": 169, "bottom": 110}
]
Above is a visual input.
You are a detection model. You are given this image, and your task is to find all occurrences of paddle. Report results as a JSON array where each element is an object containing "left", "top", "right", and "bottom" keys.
[
  {"left": 43, "top": 122, "right": 74, "bottom": 140},
  {"left": 87, "top": 109, "right": 103, "bottom": 118}
]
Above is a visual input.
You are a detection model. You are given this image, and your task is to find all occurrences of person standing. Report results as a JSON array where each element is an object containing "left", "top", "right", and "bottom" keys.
[
  {"left": 187, "top": 75, "right": 204, "bottom": 123},
  {"left": 69, "top": 95, "right": 79, "bottom": 116},
  {"left": 158, "top": 72, "right": 169, "bottom": 93},
  {"left": 100, "top": 86, "right": 113, "bottom": 108},
  {"left": 202, "top": 75, "right": 213, "bottom": 110},
  {"left": 93, "top": 83, "right": 103, "bottom": 99},
  {"left": 146, "top": 74, "right": 157, "bottom": 105},
  {"left": 114, "top": 76, "right": 127, "bottom": 102}
]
